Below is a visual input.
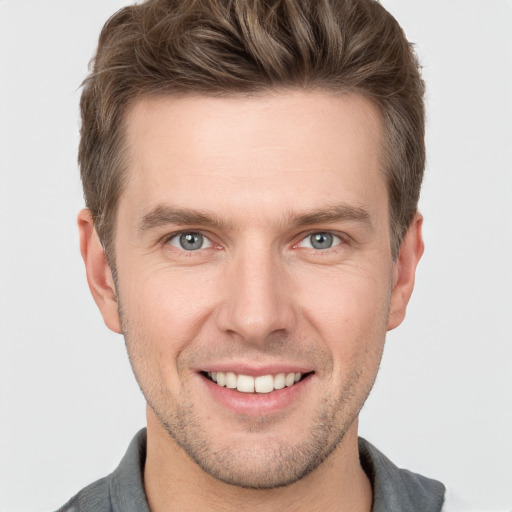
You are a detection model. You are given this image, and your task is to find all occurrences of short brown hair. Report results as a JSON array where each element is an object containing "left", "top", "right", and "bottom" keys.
[{"left": 80, "top": 0, "right": 425, "bottom": 262}]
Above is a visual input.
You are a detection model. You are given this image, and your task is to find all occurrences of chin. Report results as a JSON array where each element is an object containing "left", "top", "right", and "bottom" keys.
[{"left": 154, "top": 400, "right": 350, "bottom": 490}]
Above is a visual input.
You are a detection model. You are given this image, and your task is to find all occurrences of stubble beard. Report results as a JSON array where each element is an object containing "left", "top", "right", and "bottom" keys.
[
  {"left": 146, "top": 381, "right": 360, "bottom": 489},
  {"left": 117, "top": 299, "right": 386, "bottom": 490}
]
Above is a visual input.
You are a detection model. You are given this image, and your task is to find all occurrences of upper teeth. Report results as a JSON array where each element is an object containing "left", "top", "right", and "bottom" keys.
[{"left": 208, "top": 371, "right": 303, "bottom": 394}]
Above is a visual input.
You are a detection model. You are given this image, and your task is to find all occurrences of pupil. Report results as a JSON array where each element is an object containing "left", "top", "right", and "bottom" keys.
[
  {"left": 311, "top": 232, "right": 333, "bottom": 249},
  {"left": 180, "top": 233, "right": 203, "bottom": 250}
]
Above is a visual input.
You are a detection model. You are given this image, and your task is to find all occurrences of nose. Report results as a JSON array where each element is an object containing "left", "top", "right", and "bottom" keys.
[{"left": 215, "top": 244, "right": 297, "bottom": 345}]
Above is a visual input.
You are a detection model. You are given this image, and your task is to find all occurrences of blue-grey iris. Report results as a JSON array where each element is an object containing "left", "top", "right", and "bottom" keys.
[
  {"left": 310, "top": 232, "right": 333, "bottom": 250},
  {"left": 179, "top": 233, "right": 204, "bottom": 250}
]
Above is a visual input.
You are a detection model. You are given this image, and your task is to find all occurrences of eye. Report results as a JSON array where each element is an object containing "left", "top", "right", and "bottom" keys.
[
  {"left": 298, "top": 232, "right": 342, "bottom": 250},
  {"left": 168, "top": 232, "right": 212, "bottom": 251}
]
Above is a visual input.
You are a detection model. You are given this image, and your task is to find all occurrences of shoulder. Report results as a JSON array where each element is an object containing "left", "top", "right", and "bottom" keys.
[
  {"left": 54, "top": 429, "right": 149, "bottom": 512},
  {"left": 55, "top": 475, "right": 112, "bottom": 512},
  {"left": 358, "top": 437, "right": 446, "bottom": 512}
]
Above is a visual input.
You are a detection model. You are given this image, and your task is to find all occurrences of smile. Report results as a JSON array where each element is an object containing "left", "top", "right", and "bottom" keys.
[{"left": 206, "top": 371, "right": 307, "bottom": 394}]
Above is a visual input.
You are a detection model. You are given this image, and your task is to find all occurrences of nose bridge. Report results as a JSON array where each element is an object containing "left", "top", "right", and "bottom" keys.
[{"left": 216, "top": 238, "right": 295, "bottom": 343}]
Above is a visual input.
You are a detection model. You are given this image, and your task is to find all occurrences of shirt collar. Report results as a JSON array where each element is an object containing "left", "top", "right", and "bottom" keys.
[{"left": 359, "top": 437, "right": 445, "bottom": 512}]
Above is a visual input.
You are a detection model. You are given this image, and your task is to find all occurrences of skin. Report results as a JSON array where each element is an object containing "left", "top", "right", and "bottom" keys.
[{"left": 79, "top": 90, "right": 424, "bottom": 512}]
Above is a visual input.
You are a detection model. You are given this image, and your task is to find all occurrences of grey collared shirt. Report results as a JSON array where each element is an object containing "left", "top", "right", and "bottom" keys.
[{"left": 57, "top": 428, "right": 445, "bottom": 512}]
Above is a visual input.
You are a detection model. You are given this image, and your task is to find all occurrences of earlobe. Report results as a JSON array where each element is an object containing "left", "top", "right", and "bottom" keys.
[
  {"left": 78, "top": 209, "right": 122, "bottom": 334},
  {"left": 387, "top": 213, "right": 424, "bottom": 331}
]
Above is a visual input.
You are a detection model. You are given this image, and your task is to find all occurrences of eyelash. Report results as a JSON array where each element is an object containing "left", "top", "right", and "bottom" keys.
[
  {"left": 295, "top": 231, "right": 345, "bottom": 251},
  {"left": 163, "top": 230, "right": 347, "bottom": 254},
  {"left": 165, "top": 231, "right": 215, "bottom": 252}
]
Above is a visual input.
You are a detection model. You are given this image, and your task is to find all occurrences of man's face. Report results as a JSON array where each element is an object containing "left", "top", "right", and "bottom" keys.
[{"left": 103, "top": 91, "right": 403, "bottom": 487}]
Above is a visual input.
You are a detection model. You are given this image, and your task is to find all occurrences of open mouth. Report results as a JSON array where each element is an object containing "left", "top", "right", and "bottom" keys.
[{"left": 202, "top": 371, "right": 312, "bottom": 394}]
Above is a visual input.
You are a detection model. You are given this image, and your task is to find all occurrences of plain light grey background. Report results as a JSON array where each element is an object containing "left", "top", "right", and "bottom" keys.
[{"left": 0, "top": 1, "right": 511, "bottom": 511}]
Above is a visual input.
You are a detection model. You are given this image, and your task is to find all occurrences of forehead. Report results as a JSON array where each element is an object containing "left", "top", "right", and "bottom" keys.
[{"left": 121, "top": 90, "right": 387, "bottom": 225}]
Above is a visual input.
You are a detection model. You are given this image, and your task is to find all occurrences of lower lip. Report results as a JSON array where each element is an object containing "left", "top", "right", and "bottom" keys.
[{"left": 201, "top": 374, "right": 312, "bottom": 416}]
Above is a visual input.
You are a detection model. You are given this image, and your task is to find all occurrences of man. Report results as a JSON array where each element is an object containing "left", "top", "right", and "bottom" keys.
[{"left": 59, "top": 0, "right": 444, "bottom": 510}]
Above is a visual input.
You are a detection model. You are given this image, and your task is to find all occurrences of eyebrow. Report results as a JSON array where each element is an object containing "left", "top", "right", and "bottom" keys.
[
  {"left": 138, "top": 206, "right": 225, "bottom": 232},
  {"left": 288, "top": 205, "right": 372, "bottom": 228},
  {"left": 137, "top": 203, "right": 372, "bottom": 233}
]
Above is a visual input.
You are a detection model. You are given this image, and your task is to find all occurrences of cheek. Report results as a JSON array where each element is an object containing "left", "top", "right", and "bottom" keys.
[
  {"left": 118, "top": 266, "right": 220, "bottom": 372},
  {"left": 297, "top": 266, "right": 391, "bottom": 358},
  {"left": 122, "top": 263, "right": 216, "bottom": 326}
]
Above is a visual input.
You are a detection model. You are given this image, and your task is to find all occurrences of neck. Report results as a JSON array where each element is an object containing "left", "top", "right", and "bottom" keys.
[{"left": 143, "top": 409, "right": 372, "bottom": 512}]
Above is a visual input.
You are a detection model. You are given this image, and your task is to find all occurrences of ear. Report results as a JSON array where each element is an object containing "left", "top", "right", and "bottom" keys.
[
  {"left": 387, "top": 213, "right": 424, "bottom": 331},
  {"left": 78, "top": 209, "right": 122, "bottom": 334}
]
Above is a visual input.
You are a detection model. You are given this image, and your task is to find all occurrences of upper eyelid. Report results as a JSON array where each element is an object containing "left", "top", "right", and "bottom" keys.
[
  {"left": 164, "top": 229, "right": 212, "bottom": 242},
  {"left": 294, "top": 230, "right": 348, "bottom": 244}
]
